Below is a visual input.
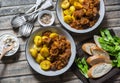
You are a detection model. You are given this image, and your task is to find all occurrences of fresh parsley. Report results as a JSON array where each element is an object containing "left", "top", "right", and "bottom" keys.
[
  {"left": 98, "top": 29, "right": 120, "bottom": 67},
  {"left": 75, "top": 57, "right": 89, "bottom": 78}
]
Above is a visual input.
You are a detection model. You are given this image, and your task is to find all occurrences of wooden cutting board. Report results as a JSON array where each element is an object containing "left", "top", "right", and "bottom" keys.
[{"left": 71, "top": 34, "right": 120, "bottom": 83}]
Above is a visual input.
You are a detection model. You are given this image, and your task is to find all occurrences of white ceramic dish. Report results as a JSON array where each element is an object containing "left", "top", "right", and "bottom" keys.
[
  {"left": 0, "top": 33, "right": 19, "bottom": 56},
  {"left": 38, "top": 10, "right": 55, "bottom": 27},
  {"left": 56, "top": 0, "right": 105, "bottom": 33},
  {"left": 25, "top": 26, "right": 76, "bottom": 76}
]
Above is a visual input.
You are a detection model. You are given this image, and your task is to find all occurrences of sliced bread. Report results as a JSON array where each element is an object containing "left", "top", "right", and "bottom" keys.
[
  {"left": 82, "top": 43, "right": 96, "bottom": 55},
  {"left": 87, "top": 63, "right": 113, "bottom": 78},
  {"left": 86, "top": 55, "right": 112, "bottom": 66},
  {"left": 90, "top": 46, "right": 110, "bottom": 59},
  {"left": 94, "top": 35, "right": 101, "bottom": 48}
]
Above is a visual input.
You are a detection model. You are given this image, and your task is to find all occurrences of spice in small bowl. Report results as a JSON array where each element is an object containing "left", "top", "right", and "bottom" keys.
[
  {"left": 40, "top": 14, "right": 52, "bottom": 24},
  {"left": 38, "top": 10, "right": 55, "bottom": 26}
]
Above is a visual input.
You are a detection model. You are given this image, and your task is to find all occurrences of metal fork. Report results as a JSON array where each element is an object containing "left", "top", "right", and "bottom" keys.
[
  {"left": 25, "top": 0, "right": 46, "bottom": 14},
  {"left": 19, "top": 23, "right": 33, "bottom": 37},
  {"left": 11, "top": 0, "right": 53, "bottom": 37}
]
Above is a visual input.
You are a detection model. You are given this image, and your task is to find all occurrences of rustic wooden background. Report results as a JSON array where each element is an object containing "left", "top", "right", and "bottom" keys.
[{"left": 0, "top": 0, "right": 120, "bottom": 83}]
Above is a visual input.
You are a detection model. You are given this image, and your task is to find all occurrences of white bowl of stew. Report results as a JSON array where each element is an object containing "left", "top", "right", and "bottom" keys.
[
  {"left": 25, "top": 26, "right": 76, "bottom": 76},
  {"left": 56, "top": 0, "right": 105, "bottom": 33}
]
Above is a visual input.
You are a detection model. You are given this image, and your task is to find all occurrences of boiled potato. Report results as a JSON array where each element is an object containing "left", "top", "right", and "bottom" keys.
[
  {"left": 36, "top": 53, "right": 45, "bottom": 63},
  {"left": 61, "top": 0, "right": 70, "bottom": 9},
  {"left": 49, "top": 33, "right": 59, "bottom": 39},
  {"left": 40, "top": 60, "right": 51, "bottom": 70},
  {"left": 74, "top": 1, "right": 83, "bottom": 9},
  {"left": 34, "top": 36, "right": 42, "bottom": 46},
  {"left": 69, "top": 6, "right": 75, "bottom": 13},
  {"left": 40, "top": 45, "right": 49, "bottom": 57},
  {"left": 46, "top": 56, "right": 52, "bottom": 61},
  {"left": 33, "top": 45, "right": 41, "bottom": 52},
  {"left": 42, "top": 36, "right": 48, "bottom": 40},
  {"left": 64, "top": 15, "right": 73, "bottom": 24},
  {"left": 69, "top": 0, "right": 78, "bottom": 5},
  {"left": 79, "top": 0, "right": 84, "bottom": 4},
  {"left": 63, "top": 9, "right": 72, "bottom": 15},
  {"left": 30, "top": 48, "right": 38, "bottom": 58}
]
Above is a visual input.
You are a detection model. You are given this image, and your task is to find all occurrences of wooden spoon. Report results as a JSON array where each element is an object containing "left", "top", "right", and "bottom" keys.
[{"left": 0, "top": 44, "right": 14, "bottom": 60}]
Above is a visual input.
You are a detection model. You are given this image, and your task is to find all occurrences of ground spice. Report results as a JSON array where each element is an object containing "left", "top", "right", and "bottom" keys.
[{"left": 40, "top": 14, "right": 52, "bottom": 24}]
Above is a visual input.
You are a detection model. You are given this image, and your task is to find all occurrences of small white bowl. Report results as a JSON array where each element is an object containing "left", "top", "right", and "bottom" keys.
[
  {"left": 0, "top": 33, "right": 19, "bottom": 56},
  {"left": 38, "top": 10, "right": 55, "bottom": 27}
]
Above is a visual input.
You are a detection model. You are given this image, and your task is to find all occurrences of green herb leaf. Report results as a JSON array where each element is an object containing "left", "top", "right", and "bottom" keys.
[
  {"left": 98, "top": 29, "right": 120, "bottom": 68},
  {"left": 75, "top": 57, "right": 89, "bottom": 78}
]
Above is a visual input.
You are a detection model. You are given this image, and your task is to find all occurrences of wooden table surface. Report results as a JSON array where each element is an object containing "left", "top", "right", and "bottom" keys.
[{"left": 0, "top": 0, "right": 120, "bottom": 83}]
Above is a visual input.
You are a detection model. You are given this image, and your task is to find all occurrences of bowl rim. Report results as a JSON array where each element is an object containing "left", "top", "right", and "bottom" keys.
[
  {"left": 56, "top": 0, "right": 105, "bottom": 33},
  {"left": 25, "top": 26, "right": 76, "bottom": 76},
  {"left": 38, "top": 10, "right": 55, "bottom": 27},
  {"left": 0, "top": 33, "right": 19, "bottom": 56}
]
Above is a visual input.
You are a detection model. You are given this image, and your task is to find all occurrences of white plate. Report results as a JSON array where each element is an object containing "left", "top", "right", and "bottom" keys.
[
  {"left": 56, "top": 0, "right": 105, "bottom": 33},
  {"left": 25, "top": 26, "right": 76, "bottom": 76}
]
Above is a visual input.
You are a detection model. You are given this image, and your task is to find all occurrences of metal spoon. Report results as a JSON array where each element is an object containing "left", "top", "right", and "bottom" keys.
[
  {"left": 11, "top": 0, "right": 53, "bottom": 37},
  {"left": 25, "top": 0, "right": 46, "bottom": 14},
  {"left": 25, "top": 0, "right": 53, "bottom": 22},
  {"left": 11, "top": 0, "right": 44, "bottom": 29},
  {"left": 11, "top": 15, "right": 26, "bottom": 29}
]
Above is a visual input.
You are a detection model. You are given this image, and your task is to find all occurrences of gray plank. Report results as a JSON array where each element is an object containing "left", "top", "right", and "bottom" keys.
[
  {"left": 0, "top": 74, "right": 61, "bottom": 83},
  {"left": 106, "top": 5, "right": 120, "bottom": 12},
  {"left": 105, "top": 11, "right": 120, "bottom": 19},
  {"left": 0, "top": 61, "right": 35, "bottom": 78},
  {"left": 0, "top": 5, "right": 33, "bottom": 16},
  {"left": 0, "top": 15, "right": 15, "bottom": 29},
  {"left": 63, "top": 79, "right": 83, "bottom": 83},
  {"left": 0, "top": 0, "right": 35, "bottom": 7},
  {"left": 0, "top": 2, "right": 55, "bottom": 16},
  {"left": 104, "top": 0, "right": 120, "bottom": 6},
  {"left": 102, "top": 18, "right": 120, "bottom": 27},
  {"left": 0, "top": 52, "right": 26, "bottom": 64},
  {"left": 0, "top": 11, "right": 57, "bottom": 29},
  {"left": 0, "top": 60, "right": 77, "bottom": 81}
]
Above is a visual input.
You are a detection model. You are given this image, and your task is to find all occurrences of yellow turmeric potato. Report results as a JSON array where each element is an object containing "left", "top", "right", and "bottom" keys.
[
  {"left": 34, "top": 36, "right": 42, "bottom": 46},
  {"left": 69, "top": 0, "right": 78, "bottom": 5},
  {"left": 63, "top": 9, "right": 72, "bottom": 16},
  {"left": 72, "top": 15, "right": 75, "bottom": 21},
  {"left": 74, "top": 1, "right": 83, "bottom": 9},
  {"left": 30, "top": 48, "right": 38, "bottom": 58},
  {"left": 40, "top": 60, "right": 51, "bottom": 70},
  {"left": 69, "top": 6, "right": 75, "bottom": 13},
  {"left": 40, "top": 45, "right": 49, "bottom": 57},
  {"left": 42, "top": 36, "right": 48, "bottom": 40},
  {"left": 33, "top": 45, "right": 41, "bottom": 52},
  {"left": 61, "top": 0, "right": 70, "bottom": 9},
  {"left": 46, "top": 56, "right": 53, "bottom": 61},
  {"left": 79, "top": 0, "right": 84, "bottom": 4},
  {"left": 49, "top": 33, "right": 59, "bottom": 39},
  {"left": 64, "top": 15, "right": 73, "bottom": 24},
  {"left": 36, "top": 53, "right": 45, "bottom": 63}
]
